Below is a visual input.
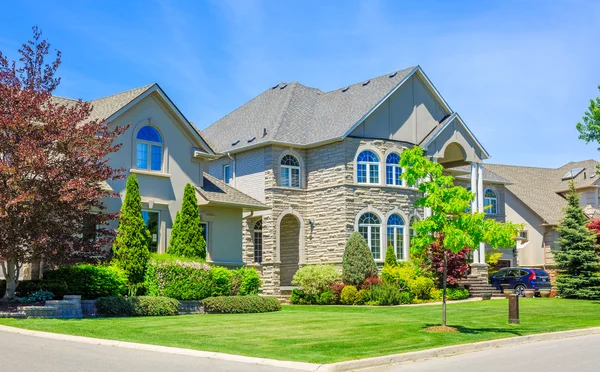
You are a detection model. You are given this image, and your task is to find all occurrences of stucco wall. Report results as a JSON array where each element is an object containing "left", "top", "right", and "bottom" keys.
[
  {"left": 198, "top": 205, "right": 244, "bottom": 266},
  {"left": 504, "top": 191, "right": 545, "bottom": 266}
]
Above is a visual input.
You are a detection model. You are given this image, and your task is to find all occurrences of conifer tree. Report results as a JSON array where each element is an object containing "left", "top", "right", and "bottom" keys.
[
  {"left": 554, "top": 181, "right": 600, "bottom": 299},
  {"left": 167, "top": 183, "right": 206, "bottom": 259},
  {"left": 112, "top": 174, "right": 150, "bottom": 296},
  {"left": 342, "top": 232, "right": 378, "bottom": 286},
  {"left": 384, "top": 245, "right": 398, "bottom": 267}
]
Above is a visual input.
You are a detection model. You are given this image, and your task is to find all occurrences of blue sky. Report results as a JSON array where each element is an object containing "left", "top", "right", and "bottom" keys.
[{"left": 2, "top": 0, "right": 600, "bottom": 167}]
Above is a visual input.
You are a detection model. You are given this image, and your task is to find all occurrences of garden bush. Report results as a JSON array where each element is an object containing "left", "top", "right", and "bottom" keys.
[
  {"left": 96, "top": 296, "right": 179, "bottom": 317},
  {"left": 44, "top": 264, "right": 127, "bottom": 300},
  {"left": 340, "top": 285, "right": 358, "bottom": 305},
  {"left": 331, "top": 283, "right": 345, "bottom": 303},
  {"left": 317, "top": 290, "right": 335, "bottom": 305},
  {"left": 384, "top": 245, "right": 398, "bottom": 267},
  {"left": 230, "top": 267, "right": 261, "bottom": 296},
  {"left": 354, "top": 289, "right": 370, "bottom": 305},
  {"left": 1, "top": 280, "right": 69, "bottom": 299},
  {"left": 289, "top": 289, "right": 317, "bottom": 305},
  {"left": 360, "top": 276, "right": 383, "bottom": 290},
  {"left": 210, "top": 266, "right": 233, "bottom": 297},
  {"left": 409, "top": 276, "right": 435, "bottom": 300},
  {"left": 292, "top": 264, "right": 341, "bottom": 296},
  {"left": 202, "top": 296, "right": 281, "bottom": 313},
  {"left": 342, "top": 232, "right": 378, "bottom": 287},
  {"left": 366, "top": 284, "right": 412, "bottom": 305},
  {"left": 144, "top": 256, "right": 213, "bottom": 300},
  {"left": 381, "top": 265, "right": 410, "bottom": 290},
  {"left": 446, "top": 287, "right": 470, "bottom": 300},
  {"left": 18, "top": 290, "right": 54, "bottom": 304}
]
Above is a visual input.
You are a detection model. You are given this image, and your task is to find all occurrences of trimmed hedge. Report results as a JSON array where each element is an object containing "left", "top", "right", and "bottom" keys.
[
  {"left": 44, "top": 264, "right": 127, "bottom": 300},
  {"left": 144, "top": 255, "right": 262, "bottom": 300},
  {"left": 96, "top": 296, "right": 180, "bottom": 317},
  {"left": 202, "top": 296, "right": 281, "bottom": 314},
  {"left": 446, "top": 287, "right": 470, "bottom": 300}
]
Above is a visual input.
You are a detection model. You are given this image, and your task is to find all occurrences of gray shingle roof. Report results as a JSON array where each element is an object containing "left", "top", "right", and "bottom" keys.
[
  {"left": 485, "top": 160, "right": 600, "bottom": 225},
  {"left": 197, "top": 173, "right": 268, "bottom": 210},
  {"left": 201, "top": 67, "right": 417, "bottom": 153},
  {"left": 450, "top": 165, "right": 511, "bottom": 184},
  {"left": 52, "top": 85, "right": 154, "bottom": 122}
]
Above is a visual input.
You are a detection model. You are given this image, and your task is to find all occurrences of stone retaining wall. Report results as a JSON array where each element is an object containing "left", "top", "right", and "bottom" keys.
[{"left": 178, "top": 300, "right": 205, "bottom": 314}]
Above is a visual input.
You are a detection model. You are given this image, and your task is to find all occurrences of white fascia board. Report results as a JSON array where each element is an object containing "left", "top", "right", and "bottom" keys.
[{"left": 422, "top": 113, "right": 491, "bottom": 159}]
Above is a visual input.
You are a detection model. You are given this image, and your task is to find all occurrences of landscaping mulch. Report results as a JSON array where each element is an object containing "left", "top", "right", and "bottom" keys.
[{"left": 423, "top": 325, "right": 459, "bottom": 333}]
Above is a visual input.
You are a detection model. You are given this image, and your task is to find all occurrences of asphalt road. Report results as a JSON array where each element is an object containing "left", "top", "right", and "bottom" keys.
[
  {"left": 0, "top": 331, "right": 302, "bottom": 372},
  {"left": 363, "top": 333, "right": 600, "bottom": 372}
]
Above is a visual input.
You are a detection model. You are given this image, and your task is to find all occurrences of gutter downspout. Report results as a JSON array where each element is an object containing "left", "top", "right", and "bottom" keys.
[{"left": 227, "top": 152, "right": 236, "bottom": 187}]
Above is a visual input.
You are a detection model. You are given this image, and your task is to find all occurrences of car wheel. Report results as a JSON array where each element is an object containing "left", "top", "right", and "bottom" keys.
[{"left": 514, "top": 284, "right": 526, "bottom": 297}]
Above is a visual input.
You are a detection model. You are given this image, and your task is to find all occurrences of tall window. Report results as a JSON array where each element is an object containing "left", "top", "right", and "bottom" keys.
[
  {"left": 280, "top": 155, "right": 300, "bottom": 188},
  {"left": 223, "top": 164, "right": 231, "bottom": 184},
  {"left": 358, "top": 212, "right": 381, "bottom": 259},
  {"left": 387, "top": 214, "right": 405, "bottom": 260},
  {"left": 386, "top": 153, "right": 402, "bottom": 186},
  {"left": 136, "top": 126, "right": 163, "bottom": 171},
  {"left": 357, "top": 150, "right": 379, "bottom": 184},
  {"left": 142, "top": 210, "right": 160, "bottom": 253},
  {"left": 484, "top": 188, "right": 497, "bottom": 215},
  {"left": 200, "top": 222, "right": 209, "bottom": 250},
  {"left": 253, "top": 219, "right": 263, "bottom": 264}
]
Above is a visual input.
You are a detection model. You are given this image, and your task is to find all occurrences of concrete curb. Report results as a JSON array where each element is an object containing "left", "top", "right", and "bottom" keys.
[{"left": 2, "top": 324, "right": 600, "bottom": 371}]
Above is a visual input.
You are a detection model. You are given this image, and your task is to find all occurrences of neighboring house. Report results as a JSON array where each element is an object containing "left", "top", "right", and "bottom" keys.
[
  {"left": 202, "top": 65, "right": 499, "bottom": 295},
  {"left": 483, "top": 161, "right": 600, "bottom": 269},
  {"left": 2, "top": 84, "right": 267, "bottom": 281}
]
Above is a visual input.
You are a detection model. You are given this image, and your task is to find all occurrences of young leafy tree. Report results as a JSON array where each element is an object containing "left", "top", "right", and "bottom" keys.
[
  {"left": 0, "top": 27, "right": 125, "bottom": 299},
  {"left": 167, "top": 183, "right": 206, "bottom": 259},
  {"left": 342, "top": 232, "right": 378, "bottom": 286},
  {"left": 554, "top": 182, "right": 600, "bottom": 299},
  {"left": 400, "top": 146, "right": 519, "bottom": 327},
  {"left": 384, "top": 245, "right": 398, "bottom": 267},
  {"left": 112, "top": 175, "right": 150, "bottom": 296},
  {"left": 576, "top": 86, "right": 600, "bottom": 155}
]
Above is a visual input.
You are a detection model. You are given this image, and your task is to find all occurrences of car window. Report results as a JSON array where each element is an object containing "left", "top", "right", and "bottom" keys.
[
  {"left": 534, "top": 269, "right": 549, "bottom": 277},
  {"left": 520, "top": 270, "right": 530, "bottom": 276},
  {"left": 507, "top": 269, "right": 520, "bottom": 278}
]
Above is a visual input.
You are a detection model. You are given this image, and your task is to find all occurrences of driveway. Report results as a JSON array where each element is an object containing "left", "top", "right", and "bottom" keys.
[
  {"left": 0, "top": 331, "right": 302, "bottom": 372},
  {"left": 362, "top": 333, "right": 600, "bottom": 372}
]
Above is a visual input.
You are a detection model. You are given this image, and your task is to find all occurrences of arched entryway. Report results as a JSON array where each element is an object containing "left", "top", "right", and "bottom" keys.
[
  {"left": 279, "top": 214, "right": 300, "bottom": 286},
  {"left": 276, "top": 208, "right": 305, "bottom": 287}
]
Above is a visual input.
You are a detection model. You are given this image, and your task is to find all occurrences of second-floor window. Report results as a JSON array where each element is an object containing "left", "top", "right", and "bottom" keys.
[
  {"left": 484, "top": 188, "right": 498, "bottom": 215},
  {"left": 386, "top": 153, "right": 402, "bottom": 186},
  {"left": 136, "top": 126, "right": 163, "bottom": 171},
  {"left": 357, "top": 150, "right": 379, "bottom": 184},
  {"left": 280, "top": 155, "right": 300, "bottom": 188},
  {"left": 223, "top": 164, "right": 231, "bottom": 184}
]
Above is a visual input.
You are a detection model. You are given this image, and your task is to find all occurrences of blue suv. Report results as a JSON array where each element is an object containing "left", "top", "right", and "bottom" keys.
[{"left": 490, "top": 267, "right": 552, "bottom": 296}]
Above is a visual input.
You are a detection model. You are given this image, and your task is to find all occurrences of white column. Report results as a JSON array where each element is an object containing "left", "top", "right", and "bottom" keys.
[
  {"left": 403, "top": 226, "right": 410, "bottom": 262},
  {"left": 470, "top": 162, "right": 479, "bottom": 263},
  {"left": 477, "top": 163, "right": 486, "bottom": 263}
]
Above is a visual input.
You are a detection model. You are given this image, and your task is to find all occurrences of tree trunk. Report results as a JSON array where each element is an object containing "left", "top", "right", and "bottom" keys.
[
  {"left": 442, "top": 250, "right": 447, "bottom": 327},
  {"left": 1, "top": 257, "right": 21, "bottom": 300}
]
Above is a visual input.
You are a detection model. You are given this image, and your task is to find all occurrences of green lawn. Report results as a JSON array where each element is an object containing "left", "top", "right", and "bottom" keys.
[{"left": 1, "top": 298, "right": 600, "bottom": 363}]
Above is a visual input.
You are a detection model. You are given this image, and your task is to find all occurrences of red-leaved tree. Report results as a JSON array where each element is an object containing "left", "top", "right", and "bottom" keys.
[
  {"left": 427, "top": 234, "right": 471, "bottom": 287},
  {"left": 0, "top": 27, "right": 126, "bottom": 299},
  {"left": 586, "top": 219, "right": 600, "bottom": 254}
]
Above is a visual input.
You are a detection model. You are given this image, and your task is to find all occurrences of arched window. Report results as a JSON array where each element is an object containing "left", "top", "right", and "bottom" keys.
[
  {"left": 280, "top": 155, "right": 300, "bottom": 188},
  {"left": 136, "top": 126, "right": 163, "bottom": 171},
  {"left": 484, "top": 188, "right": 497, "bottom": 215},
  {"left": 386, "top": 153, "right": 402, "bottom": 186},
  {"left": 358, "top": 212, "right": 381, "bottom": 259},
  {"left": 253, "top": 219, "right": 263, "bottom": 264},
  {"left": 357, "top": 150, "right": 379, "bottom": 184},
  {"left": 387, "top": 214, "right": 405, "bottom": 260}
]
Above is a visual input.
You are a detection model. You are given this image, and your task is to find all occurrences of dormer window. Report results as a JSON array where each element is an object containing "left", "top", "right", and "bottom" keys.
[
  {"left": 280, "top": 155, "right": 300, "bottom": 188},
  {"left": 136, "top": 126, "right": 163, "bottom": 171}
]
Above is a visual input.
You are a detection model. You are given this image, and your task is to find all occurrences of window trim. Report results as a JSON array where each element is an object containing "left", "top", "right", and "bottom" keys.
[
  {"left": 387, "top": 214, "right": 405, "bottom": 260},
  {"left": 356, "top": 150, "right": 380, "bottom": 185},
  {"left": 253, "top": 219, "right": 263, "bottom": 264},
  {"left": 484, "top": 188, "right": 498, "bottom": 215},
  {"left": 358, "top": 212, "right": 382, "bottom": 260},
  {"left": 200, "top": 221, "right": 209, "bottom": 251},
  {"left": 280, "top": 154, "right": 301, "bottom": 188},
  {"left": 223, "top": 164, "right": 231, "bottom": 184},
  {"left": 135, "top": 125, "right": 164, "bottom": 173}
]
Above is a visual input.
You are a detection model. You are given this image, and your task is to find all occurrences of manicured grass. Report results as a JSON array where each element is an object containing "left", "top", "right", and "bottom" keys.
[{"left": 1, "top": 298, "right": 600, "bottom": 363}]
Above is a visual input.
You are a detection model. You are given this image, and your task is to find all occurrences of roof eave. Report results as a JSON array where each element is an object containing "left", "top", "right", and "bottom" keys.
[{"left": 422, "top": 112, "right": 491, "bottom": 160}]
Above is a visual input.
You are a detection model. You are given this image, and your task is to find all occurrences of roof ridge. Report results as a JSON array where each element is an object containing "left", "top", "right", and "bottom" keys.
[
  {"left": 89, "top": 84, "right": 155, "bottom": 102},
  {"left": 323, "top": 66, "right": 417, "bottom": 94},
  {"left": 52, "top": 95, "right": 81, "bottom": 102}
]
